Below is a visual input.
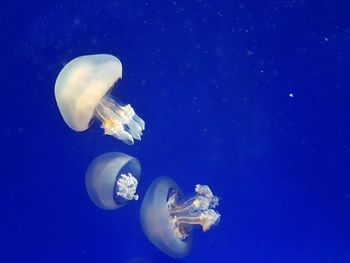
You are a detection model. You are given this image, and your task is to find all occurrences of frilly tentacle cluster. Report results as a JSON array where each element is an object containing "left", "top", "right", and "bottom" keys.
[
  {"left": 116, "top": 172, "right": 139, "bottom": 201},
  {"left": 95, "top": 96, "right": 145, "bottom": 145},
  {"left": 167, "top": 184, "right": 221, "bottom": 240}
]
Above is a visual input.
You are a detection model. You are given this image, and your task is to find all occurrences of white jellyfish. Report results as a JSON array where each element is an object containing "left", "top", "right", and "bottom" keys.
[
  {"left": 85, "top": 152, "right": 141, "bottom": 210},
  {"left": 54, "top": 54, "right": 145, "bottom": 145},
  {"left": 140, "top": 176, "right": 221, "bottom": 258}
]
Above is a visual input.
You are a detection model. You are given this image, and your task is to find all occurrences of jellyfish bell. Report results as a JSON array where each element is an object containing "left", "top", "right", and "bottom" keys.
[
  {"left": 140, "top": 177, "right": 191, "bottom": 258},
  {"left": 85, "top": 152, "right": 141, "bottom": 210},
  {"left": 54, "top": 54, "right": 145, "bottom": 145},
  {"left": 140, "top": 176, "right": 221, "bottom": 259}
]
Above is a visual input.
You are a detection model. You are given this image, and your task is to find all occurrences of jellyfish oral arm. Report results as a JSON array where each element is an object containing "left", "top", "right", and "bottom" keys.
[
  {"left": 94, "top": 96, "right": 145, "bottom": 145},
  {"left": 170, "top": 210, "right": 220, "bottom": 233},
  {"left": 116, "top": 172, "right": 139, "bottom": 201},
  {"left": 167, "top": 184, "right": 221, "bottom": 240}
]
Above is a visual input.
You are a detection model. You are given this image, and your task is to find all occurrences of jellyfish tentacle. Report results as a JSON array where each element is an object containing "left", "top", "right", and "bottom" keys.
[
  {"left": 167, "top": 196, "right": 204, "bottom": 213},
  {"left": 172, "top": 209, "right": 221, "bottom": 232},
  {"left": 167, "top": 184, "right": 220, "bottom": 239},
  {"left": 94, "top": 96, "right": 145, "bottom": 144},
  {"left": 116, "top": 172, "right": 139, "bottom": 201}
]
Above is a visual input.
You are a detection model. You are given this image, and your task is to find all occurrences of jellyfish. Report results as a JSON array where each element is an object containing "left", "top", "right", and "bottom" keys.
[
  {"left": 54, "top": 54, "right": 145, "bottom": 145},
  {"left": 85, "top": 152, "right": 141, "bottom": 210},
  {"left": 140, "top": 176, "right": 221, "bottom": 258}
]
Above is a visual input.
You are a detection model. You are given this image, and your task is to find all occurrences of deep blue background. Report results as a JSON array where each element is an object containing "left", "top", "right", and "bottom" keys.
[{"left": 1, "top": 1, "right": 350, "bottom": 262}]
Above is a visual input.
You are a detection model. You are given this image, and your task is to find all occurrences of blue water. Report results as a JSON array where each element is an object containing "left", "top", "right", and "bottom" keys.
[{"left": 1, "top": 1, "right": 350, "bottom": 262}]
